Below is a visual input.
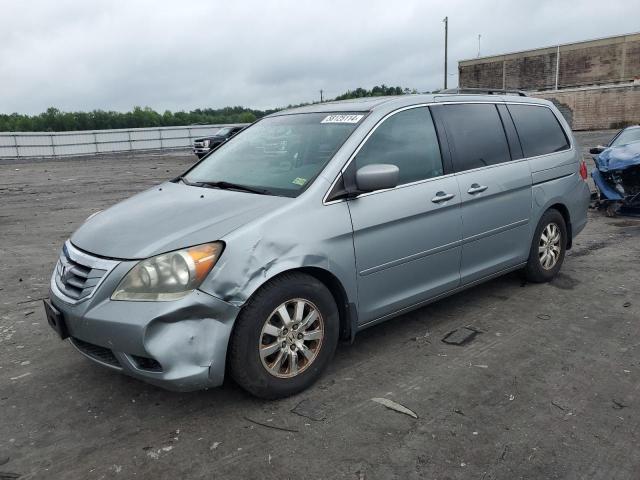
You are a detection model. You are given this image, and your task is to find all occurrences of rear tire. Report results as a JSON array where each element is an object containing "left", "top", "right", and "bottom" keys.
[
  {"left": 524, "top": 209, "right": 567, "bottom": 283},
  {"left": 228, "top": 272, "right": 339, "bottom": 399}
]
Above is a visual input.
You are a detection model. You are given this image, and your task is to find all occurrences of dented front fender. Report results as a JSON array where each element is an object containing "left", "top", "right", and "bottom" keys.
[{"left": 199, "top": 190, "right": 358, "bottom": 309}]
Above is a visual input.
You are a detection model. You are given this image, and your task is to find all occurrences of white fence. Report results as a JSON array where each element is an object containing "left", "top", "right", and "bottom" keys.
[{"left": 0, "top": 124, "right": 246, "bottom": 159}]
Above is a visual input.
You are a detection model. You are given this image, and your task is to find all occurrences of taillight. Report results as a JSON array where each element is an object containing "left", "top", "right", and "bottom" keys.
[{"left": 579, "top": 160, "right": 588, "bottom": 180}]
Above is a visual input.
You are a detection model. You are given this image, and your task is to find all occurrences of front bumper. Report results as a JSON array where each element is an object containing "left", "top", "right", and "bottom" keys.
[
  {"left": 49, "top": 248, "right": 240, "bottom": 391},
  {"left": 192, "top": 147, "right": 211, "bottom": 156}
]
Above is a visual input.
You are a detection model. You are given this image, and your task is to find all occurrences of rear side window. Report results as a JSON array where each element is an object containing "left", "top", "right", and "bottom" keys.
[
  {"left": 355, "top": 107, "right": 443, "bottom": 184},
  {"left": 508, "top": 104, "right": 570, "bottom": 157},
  {"left": 440, "top": 104, "right": 511, "bottom": 172}
]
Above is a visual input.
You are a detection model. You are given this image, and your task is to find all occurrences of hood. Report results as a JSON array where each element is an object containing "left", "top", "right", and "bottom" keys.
[
  {"left": 71, "top": 181, "right": 290, "bottom": 259},
  {"left": 596, "top": 141, "right": 640, "bottom": 172}
]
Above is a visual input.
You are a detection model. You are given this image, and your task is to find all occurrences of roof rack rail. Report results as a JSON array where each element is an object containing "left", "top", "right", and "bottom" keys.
[{"left": 437, "top": 88, "right": 528, "bottom": 97}]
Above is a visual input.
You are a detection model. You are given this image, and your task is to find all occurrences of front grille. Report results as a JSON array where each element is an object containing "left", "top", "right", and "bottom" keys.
[
  {"left": 71, "top": 338, "right": 120, "bottom": 368},
  {"left": 53, "top": 241, "right": 117, "bottom": 303}
]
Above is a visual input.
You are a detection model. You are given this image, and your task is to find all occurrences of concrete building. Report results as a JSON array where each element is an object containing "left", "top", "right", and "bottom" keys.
[{"left": 458, "top": 32, "right": 640, "bottom": 130}]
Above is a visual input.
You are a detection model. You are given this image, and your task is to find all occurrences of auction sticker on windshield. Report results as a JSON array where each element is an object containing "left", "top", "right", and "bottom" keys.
[
  {"left": 292, "top": 177, "right": 307, "bottom": 186},
  {"left": 321, "top": 114, "right": 364, "bottom": 124}
]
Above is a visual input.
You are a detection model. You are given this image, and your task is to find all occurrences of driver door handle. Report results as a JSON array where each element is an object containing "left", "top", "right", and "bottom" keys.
[
  {"left": 467, "top": 183, "right": 488, "bottom": 194},
  {"left": 431, "top": 191, "right": 456, "bottom": 203}
]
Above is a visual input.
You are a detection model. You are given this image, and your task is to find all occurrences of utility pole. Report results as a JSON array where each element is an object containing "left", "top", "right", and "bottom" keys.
[
  {"left": 443, "top": 17, "right": 448, "bottom": 89},
  {"left": 319, "top": 89, "right": 324, "bottom": 103},
  {"left": 477, "top": 34, "right": 481, "bottom": 57}
]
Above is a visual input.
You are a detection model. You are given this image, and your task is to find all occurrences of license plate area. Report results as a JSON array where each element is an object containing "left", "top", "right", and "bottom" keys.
[{"left": 44, "top": 299, "right": 69, "bottom": 340}]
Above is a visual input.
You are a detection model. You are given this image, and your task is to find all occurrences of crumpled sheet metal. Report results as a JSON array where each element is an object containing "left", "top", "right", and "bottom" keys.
[
  {"left": 596, "top": 142, "right": 640, "bottom": 172},
  {"left": 139, "top": 292, "right": 239, "bottom": 388},
  {"left": 199, "top": 199, "right": 358, "bottom": 309},
  {"left": 591, "top": 169, "right": 624, "bottom": 200}
]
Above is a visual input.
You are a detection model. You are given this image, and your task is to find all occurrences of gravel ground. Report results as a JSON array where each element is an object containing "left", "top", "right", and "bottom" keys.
[{"left": 1, "top": 131, "right": 639, "bottom": 479}]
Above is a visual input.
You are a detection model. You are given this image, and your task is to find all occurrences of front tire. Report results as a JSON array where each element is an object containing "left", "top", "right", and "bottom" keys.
[
  {"left": 524, "top": 209, "right": 567, "bottom": 283},
  {"left": 228, "top": 272, "right": 339, "bottom": 399}
]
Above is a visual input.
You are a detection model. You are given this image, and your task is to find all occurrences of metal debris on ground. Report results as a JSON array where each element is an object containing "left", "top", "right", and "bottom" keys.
[
  {"left": 551, "top": 401, "right": 568, "bottom": 411},
  {"left": 536, "top": 314, "right": 551, "bottom": 320},
  {"left": 441, "top": 327, "right": 480, "bottom": 346},
  {"left": 291, "top": 399, "right": 326, "bottom": 422},
  {"left": 371, "top": 398, "right": 418, "bottom": 419},
  {"left": 623, "top": 302, "right": 631, "bottom": 307},
  {"left": 499, "top": 444, "right": 510, "bottom": 461},
  {"left": 243, "top": 416, "right": 299, "bottom": 433},
  {"left": 612, "top": 399, "right": 629, "bottom": 410}
]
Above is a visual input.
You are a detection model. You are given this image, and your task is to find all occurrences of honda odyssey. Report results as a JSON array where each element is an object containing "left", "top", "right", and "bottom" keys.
[{"left": 45, "top": 92, "right": 591, "bottom": 398}]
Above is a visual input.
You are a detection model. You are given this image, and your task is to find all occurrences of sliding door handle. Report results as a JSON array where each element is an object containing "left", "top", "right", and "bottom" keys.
[
  {"left": 467, "top": 183, "right": 488, "bottom": 194},
  {"left": 431, "top": 192, "right": 456, "bottom": 203}
]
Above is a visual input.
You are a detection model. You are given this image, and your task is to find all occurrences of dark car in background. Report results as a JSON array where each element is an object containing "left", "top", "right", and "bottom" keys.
[
  {"left": 590, "top": 125, "right": 640, "bottom": 216},
  {"left": 192, "top": 126, "right": 246, "bottom": 158}
]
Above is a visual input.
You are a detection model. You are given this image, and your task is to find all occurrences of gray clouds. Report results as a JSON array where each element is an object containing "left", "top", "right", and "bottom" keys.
[{"left": 0, "top": 0, "right": 637, "bottom": 114}]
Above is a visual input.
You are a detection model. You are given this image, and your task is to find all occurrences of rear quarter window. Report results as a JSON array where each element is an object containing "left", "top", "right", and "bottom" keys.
[{"left": 507, "top": 104, "right": 570, "bottom": 158}]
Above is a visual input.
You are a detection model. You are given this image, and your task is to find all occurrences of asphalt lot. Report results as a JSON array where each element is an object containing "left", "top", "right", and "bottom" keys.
[{"left": 1, "top": 130, "right": 639, "bottom": 479}]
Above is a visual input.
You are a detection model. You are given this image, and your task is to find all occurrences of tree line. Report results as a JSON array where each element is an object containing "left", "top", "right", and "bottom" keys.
[{"left": 0, "top": 85, "right": 414, "bottom": 132}]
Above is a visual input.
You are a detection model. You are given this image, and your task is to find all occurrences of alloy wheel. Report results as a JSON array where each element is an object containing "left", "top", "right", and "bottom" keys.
[
  {"left": 538, "top": 222, "right": 562, "bottom": 270},
  {"left": 258, "top": 298, "right": 325, "bottom": 378}
]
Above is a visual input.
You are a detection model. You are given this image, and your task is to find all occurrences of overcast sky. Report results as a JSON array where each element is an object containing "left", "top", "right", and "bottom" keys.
[{"left": 1, "top": 0, "right": 637, "bottom": 114}]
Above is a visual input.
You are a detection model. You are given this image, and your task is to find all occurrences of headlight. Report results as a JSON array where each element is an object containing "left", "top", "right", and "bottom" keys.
[
  {"left": 111, "top": 242, "right": 223, "bottom": 301},
  {"left": 203, "top": 139, "right": 211, "bottom": 147}
]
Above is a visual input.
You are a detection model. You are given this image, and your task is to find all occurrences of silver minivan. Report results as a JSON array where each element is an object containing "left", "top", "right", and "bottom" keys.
[{"left": 45, "top": 93, "right": 591, "bottom": 398}]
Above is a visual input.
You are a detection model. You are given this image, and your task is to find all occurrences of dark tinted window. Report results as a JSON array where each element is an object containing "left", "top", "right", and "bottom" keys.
[
  {"left": 355, "top": 107, "right": 443, "bottom": 184},
  {"left": 440, "top": 104, "right": 511, "bottom": 172},
  {"left": 508, "top": 104, "right": 570, "bottom": 157}
]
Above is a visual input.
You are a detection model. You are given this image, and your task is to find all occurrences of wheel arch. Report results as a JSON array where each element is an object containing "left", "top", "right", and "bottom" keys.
[
  {"left": 237, "top": 267, "right": 358, "bottom": 343},
  {"left": 546, "top": 203, "right": 573, "bottom": 249},
  {"left": 297, "top": 266, "right": 357, "bottom": 342}
]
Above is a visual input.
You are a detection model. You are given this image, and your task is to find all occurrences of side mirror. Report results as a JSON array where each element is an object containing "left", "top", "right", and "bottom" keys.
[
  {"left": 355, "top": 164, "right": 399, "bottom": 193},
  {"left": 589, "top": 146, "right": 605, "bottom": 155}
]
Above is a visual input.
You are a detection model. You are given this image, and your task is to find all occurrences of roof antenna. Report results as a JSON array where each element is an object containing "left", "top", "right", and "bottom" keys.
[{"left": 477, "top": 34, "right": 482, "bottom": 58}]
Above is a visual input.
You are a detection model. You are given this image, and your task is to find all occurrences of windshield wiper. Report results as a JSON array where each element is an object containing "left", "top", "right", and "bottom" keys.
[
  {"left": 177, "top": 176, "right": 270, "bottom": 195},
  {"left": 198, "top": 180, "right": 270, "bottom": 195}
]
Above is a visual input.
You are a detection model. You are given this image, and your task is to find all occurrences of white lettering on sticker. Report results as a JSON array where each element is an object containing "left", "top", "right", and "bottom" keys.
[{"left": 321, "top": 114, "right": 364, "bottom": 124}]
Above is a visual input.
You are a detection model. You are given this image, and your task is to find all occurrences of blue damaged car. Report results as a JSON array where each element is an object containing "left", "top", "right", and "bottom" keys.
[{"left": 590, "top": 125, "right": 640, "bottom": 217}]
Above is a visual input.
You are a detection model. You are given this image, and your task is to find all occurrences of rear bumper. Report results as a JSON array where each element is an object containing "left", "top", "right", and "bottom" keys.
[{"left": 50, "top": 286, "right": 240, "bottom": 392}]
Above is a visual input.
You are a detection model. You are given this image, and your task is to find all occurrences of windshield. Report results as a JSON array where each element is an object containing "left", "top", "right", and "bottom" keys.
[
  {"left": 611, "top": 128, "right": 640, "bottom": 147},
  {"left": 215, "top": 127, "right": 232, "bottom": 136},
  {"left": 185, "top": 112, "right": 364, "bottom": 197}
]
